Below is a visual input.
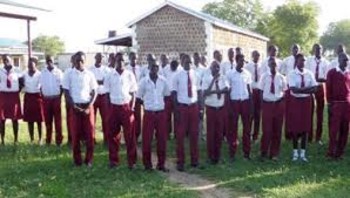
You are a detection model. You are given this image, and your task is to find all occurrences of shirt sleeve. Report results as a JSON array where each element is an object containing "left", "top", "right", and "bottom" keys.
[
  {"left": 309, "top": 72, "right": 318, "bottom": 87},
  {"left": 136, "top": 78, "right": 145, "bottom": 98},
  {"left": 287, "top": 73, "right": 297, "bottom": 88},
  {"left": 90, "top": 73, "right": 98, "bottom": 91},
  {"left": 281, "top": 75, "right": 288, "bottom": 91},
  {"left": 163, "top": 79, "right": 171, "bottom": 97},
  {"left": 257, "top": 73, "right": 265, "bottom": 90},
  {"left": 201, "top": 75, "right": 209, "bottom": 91},
  {"left": 61, "top": 71, "right": 70, "bottom": 90},
  {"left": 171, "top": 73, "right": 179, "bottom": 92},
  {"left": 129, "top": 72, "right": 138, "bottom": 93}
]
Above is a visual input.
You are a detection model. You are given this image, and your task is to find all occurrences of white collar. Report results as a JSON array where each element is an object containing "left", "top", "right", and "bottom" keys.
[
  {"left": 336, "top": 66, "right": 350, "bottom": 74},
  {"left": 294, "top": 68, "right": 305, "bottom": 75}
]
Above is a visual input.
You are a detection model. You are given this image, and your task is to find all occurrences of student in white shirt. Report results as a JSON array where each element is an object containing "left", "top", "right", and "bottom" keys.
[
  {"left": 90, "top": 52, "right": 111, "bottom": 145},
  {"left": 245, "top": 50, "right": 263, "bottom": 141},
  {"left": 261, "top": 45, "right": 282, "bottom": 74},
  {"left": 280, "top": 44, "right": 300, "bottom": 76},
  {"left": 63, "top": 51, "right": 98, "bottom": 167},
  {"left": 287, "top": 53, "right": 318, "bottom": 162},
  {"left": 226, "top": 54, "right": 252, "bottom": 160},
  {"left": 137, "top": 63, "right": 170, "bottom": 172},
  {"left": 305, "top": 44, "right": 329, "bottom": 144},
  {"left": 220, "top": 48, "right": 234, "bottom": 76},
  {"left": 259, "top": 57, "right": 287, "bottom": 161},
  {"left": 40, "top": 55, "right": 64, "bottom": 146},
  {"left": 202, "top": 61, "right": 229, "bottom": 164},
  {"left": 23, "top": 57, "right": 44, "bottom": 144},
  {"left": 0, "top": 54, "right": 23, "bottom": 145},
  {"left": 106, "top": 52, "right": 138, "bottom": 169}
]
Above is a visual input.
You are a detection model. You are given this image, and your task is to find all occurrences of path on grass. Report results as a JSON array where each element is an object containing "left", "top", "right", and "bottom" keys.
[{"left": 137, "top": 148, "right": 251, "bottom": 198}]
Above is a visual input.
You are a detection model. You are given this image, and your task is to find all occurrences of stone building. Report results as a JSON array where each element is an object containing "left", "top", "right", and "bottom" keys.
[{"left": 96, "top": 1, "right": 269, "bottom": 64}]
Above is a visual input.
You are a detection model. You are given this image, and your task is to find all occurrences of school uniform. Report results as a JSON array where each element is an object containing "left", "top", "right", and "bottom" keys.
[
  {"left": 261, "top": 56, "right": 283, "bottom": 74},
  {"left": 220, "top": 61, "right": 235, "bottom": 76},
  {"left": 259, "top": 71, "right": 287, "bottom": 158},
  {"left": 245, "top": 61, "right": 263, "bottom": 140},
  {"left": 40, "top": 66, "right": 63, "bottom": 145},
  {"left": 326, "top": 67, "right": 350, "bottom": 158},
  {"left": 287, "top": 68, "right": 317, "bottom": 137},
  {"left": 306, "top": 56, "right": 329, "bottom": 142},
  {"left": 0, "top": 67, "right": 22, "bottom": 120},
  {"left": 172, "top": 69, "right": 200, "bottom": 167},
  {"left": 202, "top": 72, "right": 228, "bottom": 162},
  {"left": 226, "top": 68, "right": 252, "bottom": 158},
  {"left": 90, "top": 65, "right": 111, "bottom": 144},
  {"left": 106, "top": 68, "right": 138, "bottom": 168},
  {"left": 23, "top": 71, "right": 44, "bottom": 122},
  {"left": 137, "top": 75, "right": 170, "bottom": 169},
  {"left": 63, "top": 67, "right": 74, "bottom": 144},
  {"left": 62, "top": 68, "right": 97, "bottom": 166}
]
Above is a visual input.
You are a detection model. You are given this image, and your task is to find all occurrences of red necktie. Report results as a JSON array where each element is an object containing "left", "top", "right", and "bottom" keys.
[
  {"left": 187, "top": 72, "right": 193, "bottom": 98},
  {"left": 300, "top": 74, "right": 305, "bottom": 88},
  {"left": 255, "top": 64, "right": 258, "bottom": 82},
  {"left": 6, "top": 71, "right": 11, "bottom": 88},
  {"left": 215, "top": 79, "right": 221, "bottom": 99},
  {"left": 315, "top": 59, "right": 320, "bottom": 80},
  {"left": 270, "top": 74, "right": 275, "bottom": 94}
]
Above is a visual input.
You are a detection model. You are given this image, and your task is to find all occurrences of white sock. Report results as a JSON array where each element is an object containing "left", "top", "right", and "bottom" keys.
[
  {"left": 300, "top": 149, "right": 306, "bottom": 158},
  {"left": 293, "top": 149, "right": 299, "bottom": 157}
]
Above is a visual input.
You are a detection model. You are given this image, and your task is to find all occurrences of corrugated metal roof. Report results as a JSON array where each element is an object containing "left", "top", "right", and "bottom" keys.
[
  {"left": 0, "top": 37, "right": 26, "bottom": 48},
  {"left": 0, "top": 0, "right": 50, "bottom": 12}
]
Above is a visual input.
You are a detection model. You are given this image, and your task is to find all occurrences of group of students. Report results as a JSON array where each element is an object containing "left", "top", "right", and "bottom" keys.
[{"left": 0, "top": 43, "right": 349, "bottom": 172}]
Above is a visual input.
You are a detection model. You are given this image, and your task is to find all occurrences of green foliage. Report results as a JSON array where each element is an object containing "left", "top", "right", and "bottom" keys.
[
  {"left": 320, "top": 19, "right": 350, "bottom": 54},
  {"left": 202, "top": 0, "right": 265, "bottom": 31},
  {"left": 266, "top": 0, "right": 320, "bottom": 57},
  {"left": 32, "top": 35, "right": 65, "bottom": 57}
]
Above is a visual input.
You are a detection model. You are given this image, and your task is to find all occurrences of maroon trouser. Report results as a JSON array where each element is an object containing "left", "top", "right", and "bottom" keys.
[
  {"left": 93, "top": 94, "right": 110, "bottom": 143},
  {"left": 142, "top": 110, "right": 167, "bottom": 169},
  {"left": 327, "top": 102, "right": 350, "bottom": 158},
  {"left": 165, "top": 96, "right": 174, "bottom": 137},
  {"left": 65, "top": 102, "right": 72, "bottom": 144},
  {"left": 108, "top": 104, "right": 137, "bottom": 167},
  {"left": 261, "top": 100, "right": 285, "bottom": 158},
  {"left": 70, "top": 105, "right": 95, "bottom": 165},
  {"left": 176, "top": 104, "right": 199, "bottom": 166},
  {"left": 223, "top": 94, "right": 231, "bottom": 139},
  {"left": 284, "top": 90, "right": 292, "bottom": 140},
  {"left": 251, "top": 89, "right": 261, "bottom": 140},
  {"left": 43, "top": 97, "right": 63, "bottom": 145},
  {"left": 134, "top": 99, "right": 142, "bottom": 140},
  {"left": 228, "top": 100, "right": 251, "bottom": 158},
  {"left": 310, "top": 85, "right": 325, "bottom": 142},
  {"left": 206, "top": 106, "right": 224, "bottom": 162}
]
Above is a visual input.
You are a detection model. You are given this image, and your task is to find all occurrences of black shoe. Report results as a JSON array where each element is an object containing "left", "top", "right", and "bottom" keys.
[
  {"left": 243, "top": 155, "right": 251, "bottom": 161},
  {"left": 109, "top": 163, "right": 118, "bottom": 169},
  {"left": 176, "top": 164, "right": 185, "bottom": 172},
  {"left": 157, "top": 166, "right": 170, "bottom": 173}
]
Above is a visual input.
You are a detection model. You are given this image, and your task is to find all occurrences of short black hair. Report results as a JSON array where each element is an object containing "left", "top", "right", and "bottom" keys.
[{"left": 235, "top": 54, "right": 245, "bottom": 62}]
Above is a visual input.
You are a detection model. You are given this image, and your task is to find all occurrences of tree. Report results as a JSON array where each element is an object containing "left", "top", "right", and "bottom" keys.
[
  {"left": 32, "top": 35, "right": 65, "bottom": 57},
  {"left": 266, "top": 0, "right": 319, "bottom": 57},
  {"left": 202, "top": 0, "right": 265, "bottom": 31},
  {"left": 320, "top": 19, "right": 350, "bottom": 55}
]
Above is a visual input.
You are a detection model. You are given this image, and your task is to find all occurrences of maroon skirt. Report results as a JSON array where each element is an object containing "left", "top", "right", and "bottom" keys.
[
  {"left": 23, "top": 93, "right": 44, "bottom": 122},
  {"left": 288, "top": 95, "right": 312, "bottom": 134},
  {"left": 0, "top": 92, "right": 22, "bottom": 120}
]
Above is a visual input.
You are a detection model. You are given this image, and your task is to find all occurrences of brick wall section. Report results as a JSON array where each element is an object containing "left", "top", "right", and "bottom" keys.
[
  {"left": 135, "top": 5, "right": 207, "bottom": 64},
  {"left": 212, "top": 26, "right": 267, "bottom": 59}
]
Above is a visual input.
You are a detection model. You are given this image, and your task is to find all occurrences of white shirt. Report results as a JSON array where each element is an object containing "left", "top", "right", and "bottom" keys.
[
  {"left": 137, "top": 75, "right": 170, "bottom": 111},
  {"left": 172, "top": 69, "right": 200, "bottom": 104},
  {"left": 163, "top": 65, "right": 183, "bottom": 91},
  {"left": 23, "top": 70, "right": 41, "bottom": 93},
  {"left": 220, "top": 61, "right": 235, "bottom": 76},
  {"left": 62, "top": 68, "right": 98, "bottom": 103},
  {"left": 227, "top": 68, "right": 252, "bottom": 100},
  {"left": 259, "top": 71, "right": 287, "bottom": 101},
  {"left": 245, "top": 61, "right": 263, "bottom": 89},
  {"left": 126, "top": 64, "right": 143, "bottom": 83},
  {"left": 89, "top": 65, "right": 111, "bottom": 95},
  {"left": 280, "top": 55, "right": 296, "bottom": 76},
  {"left": 305, "top": 56, "right": 329, "bottom": 83},
  {"left": 0, "top": 67, "right": 22, "bottom": 92},
  {"left": 106, "top": 69, "right": 137, "bottom": 105},
  {"left": 40, "top": 66, "right": 63, "bottom": 97},
  {"left": 192, "top": 64, "right": 207, "bottom": 85},
  {"left": 261, "top": 56, "right": 283, "bottom": 74},
  {"left": 287, "top": 68, "right": 317, "bottom": 98},
  {"left": 202, "top": 72, "right": 229, "bottom": 107}
]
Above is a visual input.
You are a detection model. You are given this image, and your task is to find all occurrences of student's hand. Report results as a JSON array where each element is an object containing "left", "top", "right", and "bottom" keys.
[{"left": 83, "top": 107, "right": 90, "bottom": 115}]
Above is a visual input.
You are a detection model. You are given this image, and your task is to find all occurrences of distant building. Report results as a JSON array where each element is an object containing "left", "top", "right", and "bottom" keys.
[
  {"left": 0, "top": 38, "right": 44, "bottom": 70},
  {"left": 96, "top": 1, "right": 269, "bottom": 64}
]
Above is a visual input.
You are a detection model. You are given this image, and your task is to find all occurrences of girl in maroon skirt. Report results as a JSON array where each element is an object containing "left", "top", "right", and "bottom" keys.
[
  {"left": 23, "top": 58, "right": 44, "bottom": 144},
  {"left": 287, "top": 53, "right": 318, "bottom": 162}
]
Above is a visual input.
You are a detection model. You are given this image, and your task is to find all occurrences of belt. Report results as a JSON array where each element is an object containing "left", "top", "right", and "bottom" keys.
[
  {"left": 145, "top": 110, "right": 164, "bottom": 114},
  {"left": 75, "top": 103, "right": 90, "bottom": 109},
  {"left": 332, "top": 101, "right": 349, "bottom": 103},
  {"left": 178, "top": 103, "right": 197, "bottom": 107},
  {"left": 263, "top": 98, "right": 284, "bottom": 104},
  {"left": 206, "top": 105, "right": 224, "bottom": 111},
  {"left": 43, "top": 95, "right": 60, "bottom": 99},
  {"left": 98, "top": 93, "right": 108, "bottom": 96},
  {"left": 230, "top": 99, "right": 249, "bottom": 102}
]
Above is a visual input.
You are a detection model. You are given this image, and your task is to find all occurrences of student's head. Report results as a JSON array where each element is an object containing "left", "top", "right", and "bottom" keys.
[
  {"left": 268, "top": 57, "right": 277, "bottom": 75},
  {"left": 338, "top": 52, "right": 349, "bottom": 70},
  {"left": 45, "top": 55, "right": 54, "bottom": 67},
  {"left": 115, "top": 52, "right": 124, "bottom": 68},
  {"left": 193, "top": 52, "right": 201, "bottom": 65},
  {"left": 252, "top": 50, "right": 260, "bottom": 63},
  {"left": 170, "top": 60, "right": 179, "bottom": 71},
  {"left": 108, "top": 53, "right": 116, "bottom": 66},
  {"left": 149, "top": 63, "right": 159, "bottom": 78},
  {"left": 200, "top": 55, "right": 207, "bottom": 66},
  {"left": 312, "top": 44, "right": 323, "bottom": 58},
  {"left": 129, "top": 52, "right": 137, "bottom": 65},
  {"left": 336, "top": 44, "right": 346, "bottom": 55},
  {"left": 210, "top": 61, "right": 220, "bottom": 76},
  {"left": 268, "top": 45, "right": 278, "bottom": 57},
  {"left": 74, "top": 51, "right": 86, "bottom": 70},
  {"left": 291, "top": 44, "right": 300, "bottom": 56},
  {"left": 295, "top": 53, "right": 306, "bottom": 70},
  {"left": 235, "top": 54, "right": 245, "bottom": 71},
  {"left": 182, "top": 54, "right": 192, "bottom": 71},
  {"left": 1, "top": 54, "right": 11, "bottom": 66},
  {"left": 213, "top": 50, "right": 222, "bottom": 63},
  {"left": 235, "top": 47, "right": 243, "bottom": 56},
  {"left": 95, "top": 53, "right": 103, "bottom": 65},
  {"left": 160, "top": 54, "right": 169, "bottom": 67},
  {"left": 146, "top": 54, "right": 156, "bottom": 66},
  {"left": 70, "top": 54, "right": 76, "bottom": 67},
  {"left": 28, "top": 57, "right": 38, "bottom": 72},
  {"left": 228, "top": 48, "right": 235, "bottom": 61}
]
